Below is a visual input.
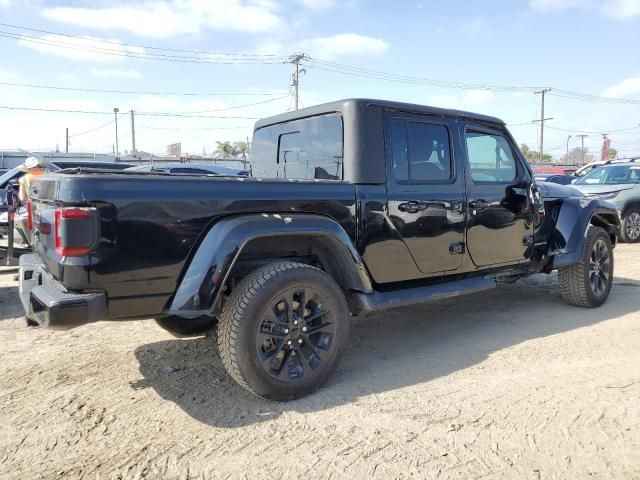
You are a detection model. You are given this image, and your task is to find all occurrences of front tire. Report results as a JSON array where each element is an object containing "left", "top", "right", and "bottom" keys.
[
  {"left": 558, "top": 226, "right": 613, "bottom": 307},
  {"left": 620, "top": 206, "right": 640, "bottom": 243},
  {"left": 218, "top": 261, "right": 350, "bottom": 401}
]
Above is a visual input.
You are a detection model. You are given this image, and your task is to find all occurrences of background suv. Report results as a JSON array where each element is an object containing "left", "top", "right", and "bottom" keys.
[{"left": 573, "top": 162, "right": 640, "bottom": 242}]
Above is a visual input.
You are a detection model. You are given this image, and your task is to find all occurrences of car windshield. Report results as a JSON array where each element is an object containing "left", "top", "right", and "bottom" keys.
[
  {"left": 0, "top": 166, "right": 23, "bottom": 188},
  {"left": 575, "top": 164, "right": 640, "bottom": 185}
]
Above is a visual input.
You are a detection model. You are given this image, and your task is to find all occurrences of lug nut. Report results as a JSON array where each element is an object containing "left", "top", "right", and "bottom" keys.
[
  {"left": 284, "top": 328, "right": 289, "bottom": 334},
  {"left": 287, "top": 340, "right": 292, "bottom": 346},
  {"left": 293, "top": 320, "right": 298, "bottom": 325},
  {"left": 302, "top": 326, "right": 308, "bottom": 332},
  {"left": 298, "top": 339, "right": 303, "bottom": 344}
]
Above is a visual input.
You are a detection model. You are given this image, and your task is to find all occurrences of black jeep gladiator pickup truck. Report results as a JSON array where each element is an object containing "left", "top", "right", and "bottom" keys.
[{"left": 19, "top": 99, "right": 620, "bottom": 400}]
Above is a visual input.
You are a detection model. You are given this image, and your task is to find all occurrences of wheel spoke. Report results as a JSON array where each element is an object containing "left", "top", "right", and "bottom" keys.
[
  {"left": 305, "top": 309, "right": 328, "bottom": 323},
  {"left": 257, "top": 328, "right": 287, "bottom": 343},
  {"left": 297, "top": 347, "right": 314, "bottom": 376},
  {"left": 305, "top": 336, "right": 328, "bottom": 361},
  {"left": 296, "top": 289, "right": 307, "bottom": 317},
  {"left": 275, "top": 349, "right": 294, "bottom": 380},
  {"left": 305, "top": 321, "right": 333, "bottom": 335}
]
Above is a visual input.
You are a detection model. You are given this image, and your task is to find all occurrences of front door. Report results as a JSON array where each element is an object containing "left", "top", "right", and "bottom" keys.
[
  {"left": 385, "top": 112, "right": 466, "bottom": 275},
  {"left": 461, "top": 123, "right": 534, "bottom": 267}
]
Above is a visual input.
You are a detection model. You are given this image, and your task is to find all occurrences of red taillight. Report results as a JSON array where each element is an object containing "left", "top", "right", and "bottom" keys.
[
  {"left": 26, "top": 200, "right": 33, "bottom": 230},
  {"left": 54, "top": 208, "right": 92, "bottom": 257}
]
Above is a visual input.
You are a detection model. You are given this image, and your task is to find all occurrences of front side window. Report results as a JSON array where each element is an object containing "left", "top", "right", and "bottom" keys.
[
  {"left": 465, "top": 130, "right": 517, "bottom": 182},
  {"left": 252, "top": 113, "right": 343, "bottom": 180},
  {"left": 390, "top": 119, "right": 452, "bottom": 182}
]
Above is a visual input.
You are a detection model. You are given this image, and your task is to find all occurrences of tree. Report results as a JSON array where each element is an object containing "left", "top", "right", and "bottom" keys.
[
  {"left": 215, "top": 141, "right": 237, "bottom": 158},
  {"left": 520, "top": 144, "right": 553, "bottom": 163},
  {"left": 560, "top": 147, "right": 595, "bottom": 165},
  {"left": 607, "top": 147, "right": 618, "bottom": 160},
  {"left": 215, "top": 140, "right": 249, "bottom": 159},
  {"left": 234, "top": 141, "right": 249, "bottom": 160}
]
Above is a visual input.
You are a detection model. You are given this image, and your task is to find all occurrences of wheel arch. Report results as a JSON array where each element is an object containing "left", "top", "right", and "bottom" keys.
[
  {"left": 621, "top": 199, "right": 640, "bottom": 217},
  {"left": 550, "top": 197, "right": 620, "bottom": 269},
  {"left": 166, "top": 213, "right": 373, "bottom": 319}
]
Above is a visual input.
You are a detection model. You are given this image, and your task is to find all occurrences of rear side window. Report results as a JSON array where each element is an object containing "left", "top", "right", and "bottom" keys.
[
  {"left": 465, "top": 130, "right": 517, "bottom": 182},
  {"left": 252, "top": 113, "right": 343, "bottom": 180},
  {"left": 390, "top": 119, "right": 452, "bottom": 182}
]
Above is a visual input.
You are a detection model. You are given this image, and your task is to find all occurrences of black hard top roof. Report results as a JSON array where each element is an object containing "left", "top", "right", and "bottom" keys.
[{"left": 254, "top": 98, "right": 505, "bottom": 129}]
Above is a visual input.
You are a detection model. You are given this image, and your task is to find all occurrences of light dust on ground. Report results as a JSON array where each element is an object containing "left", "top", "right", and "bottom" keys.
[{"left": 1, "top": 245, "right": 639, "bottom": 479}]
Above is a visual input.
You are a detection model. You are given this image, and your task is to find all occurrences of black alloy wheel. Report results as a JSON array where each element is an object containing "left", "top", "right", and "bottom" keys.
[
  {"left": 588, "top": 238, "right": 612, "bottom": 297},
  {"left": 256, "top": 287, "right": 336, "bottom": 382}
]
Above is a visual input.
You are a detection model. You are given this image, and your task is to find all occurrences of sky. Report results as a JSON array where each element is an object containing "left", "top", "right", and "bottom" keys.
[{"left": 0, "top": 0, "right": 639, "bottom": 159}]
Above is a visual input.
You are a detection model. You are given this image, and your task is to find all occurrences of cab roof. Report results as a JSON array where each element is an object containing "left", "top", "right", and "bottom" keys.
[{"left": 254, "top": 98, "right": 505, "bottom": 130}]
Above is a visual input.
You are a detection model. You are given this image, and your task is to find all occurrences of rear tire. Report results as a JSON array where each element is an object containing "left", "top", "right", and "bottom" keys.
[
  {"left": 558, "top": 226, "right": 613, "bottom": 307},
  {"left": 620, "top": 206, "right": 640, "bottom": 243},
  {"left": 154, "top": 315, "right": 217, "bottom": 337},
  {"left": 218, "top": 261, "right": 349, "bottom": 401}
]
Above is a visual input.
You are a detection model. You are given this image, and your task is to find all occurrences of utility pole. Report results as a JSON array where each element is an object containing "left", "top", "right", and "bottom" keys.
[
  {"left": 289, "top": 53, "right": 307, "bottom": 110},
  {"left": 65, "top": 128, "right": 69, "bottom": 153},
  {"left": 577, "top": 134, "right": 588, "bottom": 165},
  {"left": 130, "top": 110, "right": 136, "bottom": 158},
  {"left": 113, "top": 107, "right": 120, "bottom": 160},
  {"left": 566, "top": 135, "right": 572, "bottom": 158},
  {"left": 533, "top": 88, "right": 553, "bottom": 163}
]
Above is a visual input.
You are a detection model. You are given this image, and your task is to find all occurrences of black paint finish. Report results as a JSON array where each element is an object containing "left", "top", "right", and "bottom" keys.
[{"left": 26, "top": 98, "right": 620, "bottom": 325}]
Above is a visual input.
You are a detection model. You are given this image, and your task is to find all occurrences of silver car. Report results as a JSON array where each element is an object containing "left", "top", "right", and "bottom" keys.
[{"left": 573, "top": 162, "right": 640, "bottom": 242}]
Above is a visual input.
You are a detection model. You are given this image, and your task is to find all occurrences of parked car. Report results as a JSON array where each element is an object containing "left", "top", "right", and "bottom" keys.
[
  {"left": 533, "top": 166, "right": 569, "bottom": 175},
  {"left": 19, "top": 98, "right": 619, "bottom": 400},
  {"left": 124, "top": 162, "right": 249, "bottom": 176},
  {"left": 573, "top": 162, "right": 640, "bottom": 242},
  {"left": 533, "top": 173, "right": 576, "bottom": 185},
  {"left": 574, "top": 157, "right": 640, "bottom": 178}
]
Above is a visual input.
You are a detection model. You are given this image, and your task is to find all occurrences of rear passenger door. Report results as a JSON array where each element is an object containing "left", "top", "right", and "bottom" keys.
[
  {"left": 384, "top": 112, "right": 466, "bottom": 275},
  {"left": 462, "top": 124, "right": 534, "bottom": 267}
]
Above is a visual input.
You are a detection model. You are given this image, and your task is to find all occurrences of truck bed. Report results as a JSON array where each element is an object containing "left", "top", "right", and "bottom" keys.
[{"left": 30, "top": 171, "right": 357, "bottom": 317}]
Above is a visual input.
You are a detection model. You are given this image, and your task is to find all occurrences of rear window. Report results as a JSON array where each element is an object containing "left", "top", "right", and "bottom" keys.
[{"left": 252, "top": 113, "right": 343, "bottom": 180}]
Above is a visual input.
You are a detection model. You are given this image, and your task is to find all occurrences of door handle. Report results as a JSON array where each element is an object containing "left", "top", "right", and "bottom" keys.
[{"left": 398, "top": 201, "right": 427, "bottom": 213}]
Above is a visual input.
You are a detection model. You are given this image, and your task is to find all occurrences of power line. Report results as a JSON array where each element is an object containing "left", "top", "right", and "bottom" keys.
[
  {"left": 137, "top": 125, "right": 253, "bottom": 130},
  {"left": 0, "top": 30, "right": 285, "bottom": 64},
  {"left": 0, "top": 105, "right": 260, "bottom": 119},
  {"left": 182, "top": 95, "right": 290, "bottom": 114},
  {"left": 0, "top": 81, "right": 287, "bottom": 97},
  {"left": 545, "top": 125, "right": 640, "bottom": 134},
  {"left": 549, "top": 89, "right": 640, "bottom": 105},
  {"left": 68, "top": 118, "right": 114, "bottom": 138},
  {"left": 0, "top": 22, "right": 285, "bottom": 57},
  {"left": 306, "top": 57, "right": 544, "bottom": 92}
]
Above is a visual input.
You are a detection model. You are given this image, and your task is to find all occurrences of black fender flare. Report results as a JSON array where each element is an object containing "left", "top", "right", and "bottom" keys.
[
  {"left": 550, "top": 197, "right": 620, "bottom": 269},
  {"left": 166, "top": 213, "right": 373, "bottom": 318}
]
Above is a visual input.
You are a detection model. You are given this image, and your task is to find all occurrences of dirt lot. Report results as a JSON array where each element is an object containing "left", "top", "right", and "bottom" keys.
[{"left": 1, "top": 245, "right": 639, "bottom": 479}]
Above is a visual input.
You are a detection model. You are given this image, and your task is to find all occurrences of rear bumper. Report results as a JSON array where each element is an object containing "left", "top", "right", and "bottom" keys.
[{"left": 19, "top": 254, "right": 106, "bottom": 329}]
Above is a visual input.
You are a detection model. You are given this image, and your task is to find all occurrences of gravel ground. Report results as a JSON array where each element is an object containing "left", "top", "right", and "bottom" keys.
[{"left": 1, "top": 244, "right": 639, "bottom": 479}]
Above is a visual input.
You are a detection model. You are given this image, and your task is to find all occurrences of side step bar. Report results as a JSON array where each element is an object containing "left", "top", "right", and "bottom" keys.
[{"left": 351, "top": 276, "right": 497, "bottom": 314}]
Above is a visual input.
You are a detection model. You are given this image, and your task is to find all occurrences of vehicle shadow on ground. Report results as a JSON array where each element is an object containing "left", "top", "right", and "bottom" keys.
[
  {"left": 133, "top": 273, "right": 640, "bottom": 428},
  {"left": 0, "top": 270, "right": 23, "bottom": 321}
]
